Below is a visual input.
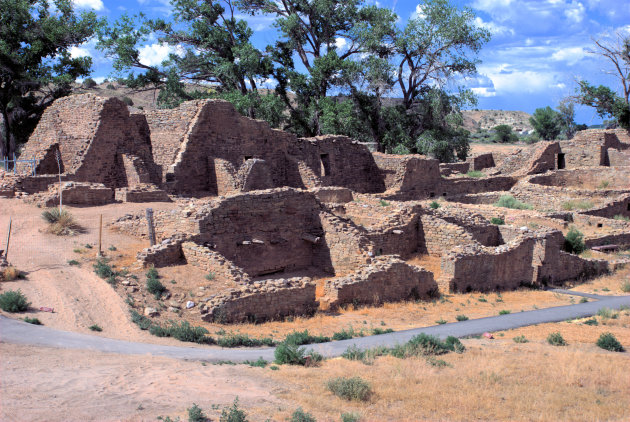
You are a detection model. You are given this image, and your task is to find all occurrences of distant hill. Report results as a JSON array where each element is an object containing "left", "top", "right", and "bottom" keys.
[{"left": 462, "top": 110, "right": 533, "bottom": 133}]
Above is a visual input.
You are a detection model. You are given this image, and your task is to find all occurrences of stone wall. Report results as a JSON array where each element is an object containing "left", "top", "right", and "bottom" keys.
[
  {"left": 468, "top": 153, "right": 495, "bottom": 171},
  {"left": 114, "top": 184, "right": 170, "bottom": 203},
  {"left": 202, "top": 278, "right": 317, "bottom": 323},
  {"left": 137, "top": 236, "right": 186, "bottom": 268},
  {"left": 584, "top": 233, "right": 630, "bottom": 248},
  {"left": 25, "top": 182, "right": 113, "bottom": 207},
  {"left": 310, "top": 186, "right": 353, "bottom": 204},
  {"left": 579, "top": 194, "right": 630, "bottom": 219},
  {"left": 322, "top": 257, "right": 437, "bottom": 307},
  {"left": 419, "top": 214, "right": 479, "bottom": 255},
  {"left": 497, "top": 142, "right": 560, "bottom": 176},
  {"left": 181, "top": 242, "right": 251, "bottom": 284},
  {"left": 372, "top": 153, "right": 441, "bottom": 198},
  {"left": 316, "top": 212, "right": 373, "bottom": 276},
  {"left": 609, "top": 149, "right": 630, "bottom": 167},
  {"left": 439, "top": 176, "right": 517, "bottom": 197},
  {"left": 439, "top": 162, "right": 470, "bottom": 177}
]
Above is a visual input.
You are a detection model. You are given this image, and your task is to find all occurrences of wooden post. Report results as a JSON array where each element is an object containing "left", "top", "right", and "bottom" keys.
[
  {"left": 5, "top": 218, "right": 11, "bottom": 260},
  {"left": 98, "top": 214, "right": 103, "bottom": 257},
  {"left": 146, "top": 208, "right": 156, "bottom": 246}
]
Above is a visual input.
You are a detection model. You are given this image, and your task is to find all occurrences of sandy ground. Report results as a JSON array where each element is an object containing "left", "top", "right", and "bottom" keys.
[{"left": 0, "top": 343, "right": 283, "bottom": 422}]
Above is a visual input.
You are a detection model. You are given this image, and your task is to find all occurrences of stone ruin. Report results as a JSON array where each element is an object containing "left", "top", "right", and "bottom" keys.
[{"left": 2, "top": 93, "right": 629, "bottom": 323}]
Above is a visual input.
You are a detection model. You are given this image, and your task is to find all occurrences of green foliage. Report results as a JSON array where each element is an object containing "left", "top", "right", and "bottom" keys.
[
  {"left": 130, "top": 310, "right": 153, "bottom": 330},
  {"left": 0, "top": 289, "right": 30, "bottom": 312},
  {"left": 444, "top": 336, "right": 466, "bottom": 353},
  {"left": 147, "top": 278, "right": 166, "bottom": 299},
  {"left": 42, "top": 209, "right": 82, "bottom": 235},
  {"left": 562, "top": 200, "right": 594, "bottom": 211},
  {"left": 379, "top": 200, "right": 390, "bottom": 207},
  {"left": 455, "top": 314, "right": 469, "bottom": 321},
  {"left": 243, "top": 357, "right": 268, "bottom": 368},
  {"left": 498, "top": 310, "right": 511, "bottom": 315},
  {"left": 289, "top": 408, "right": 316, "bottom": 422},
  {"left": 613, "top": 215, "right": 630, "bottom": 222},
  {"left": 326, "top": 377, "right": 371, "bottom": 402},
  {"left": 146, "top": 267, "right": 159, "bottom": 280},
  {"left": 597, "top": 307, "right": 618, "bottom": 319},
  {"left": 564, "top": 227, "right": 585, "bottom": 254},
  {"left": 219, "top": 398, "right": 248, "bottom": 422},
  {"left": 187, "top": 403, "right": 206, "bottom": 422},
  {"left": 529, "top": 106, "right": 563, "bottom": 140},
  {"left": 216, "top": 333, "right": 274, "bottom": 348},
  {"left": 67, "top": 260, "right": 80, "bottom": 266},
  {"left": 435, "top": 318, "right": 447, "bottom": 325},
  {"left": 0, "top": 0, "right": 100, "bottom": 158},
  {"left": 430, "top": 201, "right": 441, "bottom": 209},
  {"left": 576, "top": 81, "right": 629, "bottom": 129},
  {"left": 513, "top": 335, "right": 528, "bottom": 343},
  {"left": 466, "top": 170, "right": 484, "bottom": 178},
  {"left": 121, "top": 96, "right": 134, "bottom": 106},
  {"left": 583, "top": 318, "right": 598, "bottom": 326},
  {"left": 620, "top": 280, "right": 630, "bottom": 293},
  {"left": 341, "top": 413, "right": 361, "bottom": 422},
  {"left": 492, "top": 125, "right": 518, "bottom": 143},
  {"left": 494, "top": 195, "right": 533, "bottom": 210},
  {"left": 151, "top": 320, "right": 212, "bottom": 344},
  {"left": 547, "top": 332, "right": 567, "bottom": 346},
  {"left": 490, "top": 217, "right": 504, "bottom": 225},
  {"left": 371, "top": 327, "right": 394, "bottom": 335},
  {"left": 23, "top": 317, "right": 42, "bottom": 325},
  {"left": 283, "top": 330, "right": 330, "bottom": 346},
  {"left": 596, "top": 332, "right": 624, "bottom": 352},
  {"left": 205, "top": 272, "right": 215, "bottom": 281}
]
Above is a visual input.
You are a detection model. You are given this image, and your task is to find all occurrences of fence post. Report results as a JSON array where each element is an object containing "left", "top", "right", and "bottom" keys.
[
  {"left": 98, "top": 214, "right": 103, "bottom": 257},
  {"left": 5, "top": 218, "right": 11, "bottom": 260},
  {"left": 146, "top": 208, "right": 156, "bottom": 246}
]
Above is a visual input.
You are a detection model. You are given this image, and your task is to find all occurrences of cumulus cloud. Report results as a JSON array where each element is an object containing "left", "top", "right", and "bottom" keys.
[
  {"left": 138, "top": 43, "right": 184, "bottom": 67},
  {"left": 478, "top": 64, "right": 563, "bottom": 94},
  {"left": 564, "top": 1, "right": 586, "bottom": 23},
  {"left": 335, "top": 37, "right": 348, "bottom": 50},
  {"left": 69, "top": 46, "right": 91, "bottom": 59},
  {"left": 72, "top": 0, "right": 104, "bottom": 11},
  {"left": 551, "top": 47, "right": 586, "bottom": 65},
  {"left": 473, "top": 17, "right": 514, "bottom": 37}
]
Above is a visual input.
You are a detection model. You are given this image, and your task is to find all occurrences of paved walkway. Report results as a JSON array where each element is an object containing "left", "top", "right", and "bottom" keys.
[{"left": 1, "top": 292, "right": 629, "bottom": 362}]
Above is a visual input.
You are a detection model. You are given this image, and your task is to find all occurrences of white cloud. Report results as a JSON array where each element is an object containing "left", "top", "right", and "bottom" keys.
[
  {"left": 478, "top": 64, "right": 561, "bottom": 94},
  {"left": 72, "top": 0, "right": 104, "bottom": 11},
  {"left": 473, "top": 17, "right": 514, "bottom": 36},
  {"left": 69, "top": 46, "right": 91, "bottom": 59},
  {"left": 138, "top": 43, "right": 183, "bottom": 67},
  {"left": 415, "top": 4, "right": 427, "bottom": 19},
  {"left": 335, "top": 37, "right": 347, "bottom": 50},
  {"left": 551, "top": 47, "right": 586, "bottom": 65},
  {"left": 471, "top": 87, "right": 497, "bottom": 97},
  {"left": 564, "top": 1, "right": 586, "bottom": 23}
]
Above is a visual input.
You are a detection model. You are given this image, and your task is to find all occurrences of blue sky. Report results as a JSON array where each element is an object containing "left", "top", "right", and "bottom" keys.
[{"left": 70, "top": 0, "right": 630, "bottom": 124}]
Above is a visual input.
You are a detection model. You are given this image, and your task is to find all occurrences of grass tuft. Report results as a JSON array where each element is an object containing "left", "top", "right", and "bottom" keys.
[
  {"left": 547, "top": 332, "right": 567, "bottom": 346},
  {"left": 89, "top": 324, "right": 102, "bottom": 332},
  {"left": 41, "top": 208, "right": 83, "bottom": 235},
  {"left": 0, "top": 289, "right": 30, "bottom": 312},
  {"left": 1, "top": 266, "right": 20, "bottom": 281},
  {"left": 327, "top": 377, "right": 371, "bottom": 401},
  {"left": 494, "top": 195, "right": 533, "bottom": 210}
]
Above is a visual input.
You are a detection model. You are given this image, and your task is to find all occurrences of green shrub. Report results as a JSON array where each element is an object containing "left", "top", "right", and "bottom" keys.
[
  {"left": 289, "top": 408, "right": 316, "bottom": 422},
  {"left": 147, "top": 278, "right": 166, "bottom": 299},
  {"left": 106, "top": 83, "right": 115, "bottom": 90},
  {"left": 67, "top": 259, "right": 80, "bottom": 266},
  {"left": 341, "top": 413, "right": 361, "bottom": 422},
  {"left": 435, "top": 318, "right": 447, "bottom": 325},
  {"left": 0, "top": 290, "right": 30, "bottom": 312},
  {"left": 283, "top": 330, "right": 330, "bottom": 345},
  {"left": 466, "top": 170, "right": 484, "bottom": 178},
  {"left": 499, "top": 310, "right": 511, "bottom": 315},
  {"left": 82, "top": 77, "right": 97, "bottom": 88},
  {"left": 121, "top": 96, "right": 134, "bottom": 106},
  {"left": 23, "top": 317, "right": 42, "bottom": 325},
  {"left": 494, "top": 195, "right": 533, "bottom": 210},
  {"left": 583, "top": 318, "right": 598, "bottom": 326},
  {"left": 93, "top": 258, "right": 115, "bottom": 279},
  {"left": 547, "top": 332, "right": 567, "bottom": 346},
  {"left": 89, "top": 324, "right": 102, "bottom": 332},
  {"left": 596, "top": 332, "right": 624, "bottom": 352},
  {"left": 490, "top": 217, "right": 504, "bottom": 225},
  {"left": 187, "top": 403, "right": 206, "bottom": 422},
  {"left": 597, "top": 307, "right": 618, "bottom": 319},
  {"left": 146, "top": 266, "right": 159, "bottom": 280},
  {"left": 444, "top": 336, "right": 465, "bottom": 353},
  {"left": 156, "top": 321, "right": 211, "bottom": 344},
  {"left": 41, "top": 208, "right": 82, "bottom": 235},
  {"left": 326, "top": 377, "right": 371, "bottom": 402},
  {"left": 371, "top": 327, "right": 394, "bottom": 335},
  {"left": 564, "top": 227, "right": 585, "bottom": 254},
  {"left": 456, "top": 314, "right": 469, "bottom": 321},
  {"left": 332, "top": 327, "right": 357, "bottom": 341},
  {"left": 130, "top": 310, "right": 153, "bottom": 330},
  {"left": 205, "top": 272, "right": 215, "bottom": 281},
  {"left": 274, "top": 342, "right": 306, "bottom": 365},
  {"left": 429, "top": 201, "right": 440, "bottom": 209},
  {"left": 216, "top": 333, "right": 274, "bottom": 348},
  {"left": 620, "top": 280, "right": 630, "bottom": 293},
  {"left": 220, "top": 397, "right": 248, "bottom": 422},
  {"left": 613, "top": 214, "right": 630, "bottom": 221},
  {"left": 244, "top": 357, "right": 268, "bottom": 368},
  {"left": 579, "top": 297, "right": 589, "bottom": 303},
  {"left": 513, "top": 335, "right": 528, "bottom": 343}
]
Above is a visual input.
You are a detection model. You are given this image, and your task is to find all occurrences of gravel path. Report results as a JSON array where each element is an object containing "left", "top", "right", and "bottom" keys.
[{"left": 2, "top": 292, "right": 628, "bottom": 362}]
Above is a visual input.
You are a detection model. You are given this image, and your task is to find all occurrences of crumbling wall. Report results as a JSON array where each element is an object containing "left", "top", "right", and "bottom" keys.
[
  {"left": 372, "top": 153, "right": 441, "bottom": 198},
  {"left": 468, "top": 153, "right": 495, "bottom": 171},
  {"left": 322, "top": 257, "right": 437, "bottom": 308},
  {"left": 181, "top": 242, "right": 251, "bottom": 284},
  {"left": 25, "top": 182, "right": 113, "bottom": 207},
  {"left": 419, "top": 214, "right": 480, "bottom": 255},
  {"left": 439, "top": 176, "right": 516, "bottom": 197},
  {"left": 137, "top": 236, "right": 186, "bottom": 268},
  {"left": 310, "top": 187, "right": 353, "bottom": 204},
  {"left": 497, "top": 142, "right": 560, "bottom": 176},
  {"left": 439, "top": 162, "right": 470, "bottom": 177},
  {"left": 202, "top": 278, "right": 317, "bottom": 323},
  {"left": 114, "top": 184, "right": 170, "bottom": 203},
  {"left": 316, "top": 212, "right": 373, "bottom": 275},
  {"left": 579, "top": 194, "right": 630, "bottom": 219}
]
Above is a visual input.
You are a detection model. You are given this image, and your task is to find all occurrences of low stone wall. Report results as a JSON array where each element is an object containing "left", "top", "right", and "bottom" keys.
[
  {"left": 310, "top": 186, "right": 353, "bottom": 204},
  {"left": 137, "top": 236, "right": 186, "bottom": 268},
  {"left": 420, "top": 214, "right": 479, "bottom": 255},
  {"left": 115, "top": 184, "right": 170, "bottom": 203},
  {"left": 468, "top": 153, "right": 495, "bottom": 171},
  {"left": 585, "top": 233, "right": 630, "bottom": 248},
  {"left": 579, "top": 194, "right": 630, "bottom": 219},
  {"left": 181, "top": 242, "right": 251, "bottom": 284},
  {"left": 25, "top": 182, "right": 113, "bottom": 207},
  {"left": 202, "top": 278, "right": 317, "bottom": 323},
  {"left": 322, "top": 257, "right": 437, "bottom": 307},
  {"left": 439, "top": 162, "right": 470, "bottom": 177},
  {"left": 440, "top": 176, "right": 516, "bottom": 197},
  {"left": 316, "top": 212, "right": 373, "bottom": 275}
]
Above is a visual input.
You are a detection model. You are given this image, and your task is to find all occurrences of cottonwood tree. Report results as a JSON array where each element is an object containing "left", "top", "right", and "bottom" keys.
[
  {"left": 96, "top": 0, "right": 284, "bottom": 124},
  {"left": 529, "top": 106, "right": 562, "bottom": 140},
  {"left": 575, "top": 33, "right": 630, "bottom": 129},
  {"left": 0, "top": 0, "right": 99, "bottom": 161}
]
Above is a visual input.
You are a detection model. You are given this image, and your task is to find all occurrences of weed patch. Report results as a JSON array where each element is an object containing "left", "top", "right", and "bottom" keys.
[
  {"left": 0, "top": 290, "right": 30, "bottom": 312},
  {"left": 494, "top": 195, "right": 533, "bottom": 210},
  {"left": 547, "top": 332, "right": 567, "bottom": 346},
  {"left": 327, "top": 377, "right": 371, "bottom": 401}
]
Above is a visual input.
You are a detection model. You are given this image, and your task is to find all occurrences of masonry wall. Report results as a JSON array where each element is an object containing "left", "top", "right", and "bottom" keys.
[
  {"left": 323, "top": 257, "right": 437, "bottom": 308},
  {"left": 181, "top": 242, "right": 251, "bottom": 284},
  {"left": 579, "top": 194, "right": 630, "bottom": 219},
  {"left": 468, "top": 153, "right": 495, "bottom": 171},
  {"left": 202, "top": 278, "right": 317, "bottom": 323},
  {"left": 372, "top": 153, "right": 441, "bottom": 198},
  {"left": 419, "top": 214, "right": 479, "bottom": 255},
  {"left": 439, "top": 176, "right": 517, "bottom": 197}
]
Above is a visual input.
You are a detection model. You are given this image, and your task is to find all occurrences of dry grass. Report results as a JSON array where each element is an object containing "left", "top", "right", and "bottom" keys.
[
  {"left": 264, "top": 340, "right": 630, "bottom": 421},
  {"left": 570, "top": 265, "right": 630, "bottom": 296},
  {"left": 42, "top": 208, "right": 83, "bottom": 236},
  {"left": 1, "top": 266, "right": 20, "bottom": 281}
]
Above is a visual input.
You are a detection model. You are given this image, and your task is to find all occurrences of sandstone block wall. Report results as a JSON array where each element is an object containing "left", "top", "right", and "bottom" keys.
[
  {"left": 372, "top": 153, "right": 441, "bottom": 199},
  {"left": 498, "top": 142, "right": 560, "bottom": 176},
  {"left": 439, "top": 176, "right": 517, "bottom": 197},
  {"left": 439, "top": 162, "right": 470, "bottom": 177},
  {"left": 468, "top": 153, "right": 495, "bottom": 171},
  {"left": 202, "top": 278, "right": 317, "bottom": 323},
  {"left": 323, "top": 257, "right": 437, "bottom": 308},
  {"left": 114, "top": 185, "right": 171, "bottom": 203},
  {"left": 137, "top": 236, "right": 185, "bottom": 268},
  {"left": 420, "top": 214, "right": 480, "bottom": 255},
  {"left": 181, "top": 242, "right": 251, "bottom": 284},
  {"left": 310, "top": 186, "right": 354, "bottom": 204},
  {"left": 580, "top": 194, "right": 630, "bottom": 219},
  {"left": 316, "top": 212, "right": 373, "bottom": 276}
]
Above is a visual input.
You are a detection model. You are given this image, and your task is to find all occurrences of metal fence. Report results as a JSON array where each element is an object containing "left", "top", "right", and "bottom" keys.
[{"left": 2, "top": 155, "right": 38, "bottom": 175}]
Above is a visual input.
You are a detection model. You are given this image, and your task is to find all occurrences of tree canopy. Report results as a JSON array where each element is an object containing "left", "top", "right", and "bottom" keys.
[{"left": 0, "top": 0, "right": 100, "bottom": 160}]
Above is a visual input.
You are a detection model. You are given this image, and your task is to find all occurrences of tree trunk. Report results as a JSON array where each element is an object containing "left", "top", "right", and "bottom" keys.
[{"left": 0, "top": 105, "right": 9, "bottom": 163}]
